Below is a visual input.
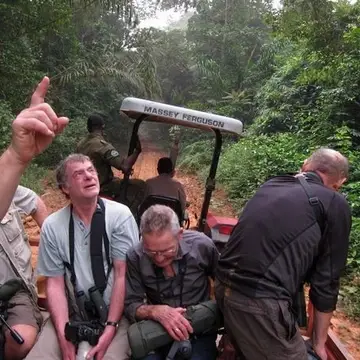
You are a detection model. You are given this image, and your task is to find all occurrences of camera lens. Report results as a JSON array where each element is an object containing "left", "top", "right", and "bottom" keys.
[
  {"left": 180, "top": 347, "right": 191, "bottom": 355},
  {"left": 179, "top": 341, "right": 192, "bottom": 359}
]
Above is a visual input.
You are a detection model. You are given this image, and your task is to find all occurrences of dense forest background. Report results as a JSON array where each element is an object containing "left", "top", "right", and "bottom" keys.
[{"left": 1, "top": 0, "right": 360, "bottom": 318}]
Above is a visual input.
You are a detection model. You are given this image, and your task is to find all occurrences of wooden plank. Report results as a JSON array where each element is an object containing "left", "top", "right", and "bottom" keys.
[
  {"left": 307, "top": 299, "right": 353, "bottom": 360},
  {"left": 326, "top": 329, "right": 354, "bottom": 360}
]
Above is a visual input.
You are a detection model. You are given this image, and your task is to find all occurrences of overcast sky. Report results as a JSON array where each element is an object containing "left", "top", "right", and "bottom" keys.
[
  {"left": 139, "top": 0, "right": 356, "bottom": 29},
  {"left": 139, "top": 0, "right": 282, "bottom": 28}
]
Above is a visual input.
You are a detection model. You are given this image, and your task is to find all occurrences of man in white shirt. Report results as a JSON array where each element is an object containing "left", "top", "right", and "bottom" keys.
[{"left": 26, "top": 154, "right": 139, "bottom": 360}]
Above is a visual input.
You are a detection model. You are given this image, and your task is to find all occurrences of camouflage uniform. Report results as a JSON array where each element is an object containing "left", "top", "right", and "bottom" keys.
[{"left": 76, "top": 133, "right": 145, "bottom": 214}]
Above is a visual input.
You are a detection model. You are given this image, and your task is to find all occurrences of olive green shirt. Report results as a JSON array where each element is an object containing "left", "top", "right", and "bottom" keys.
[{"left": 76, "top": 133, "right": 125, "bottom": 185}]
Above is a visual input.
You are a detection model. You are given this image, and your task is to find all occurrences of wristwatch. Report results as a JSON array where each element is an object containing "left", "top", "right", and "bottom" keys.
[{"left": 105, "top": 321, "right": 119, "bottom": 329}]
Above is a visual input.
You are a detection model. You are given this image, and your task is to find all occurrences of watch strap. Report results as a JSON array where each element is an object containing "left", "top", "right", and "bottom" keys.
[{"left": 105, "top": 321, "right": 118, "bottom": 328}]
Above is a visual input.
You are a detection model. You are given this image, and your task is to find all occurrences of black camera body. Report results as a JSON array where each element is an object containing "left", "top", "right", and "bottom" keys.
[{"left": 65, "top": 321, "right": 103, "bottom": 346}]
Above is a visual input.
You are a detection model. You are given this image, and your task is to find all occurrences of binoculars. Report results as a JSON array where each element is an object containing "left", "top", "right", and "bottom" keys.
[
  {"left": 75, "top": 286, "right": 108, "bottom": 324},
  {"left": 127, "top": 300, "right": 222, "bottom": 359}
]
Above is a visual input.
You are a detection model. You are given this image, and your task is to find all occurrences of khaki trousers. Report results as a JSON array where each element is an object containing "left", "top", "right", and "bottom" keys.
[
  {"left": 25, "top": 314, "right": 130, "bottom": 360},
  {"left": 215, "top": 280, "right": 308, "bottom": 360}
]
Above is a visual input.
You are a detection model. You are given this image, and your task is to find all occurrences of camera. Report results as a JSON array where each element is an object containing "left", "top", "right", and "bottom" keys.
[
  {"left": 65, "top": 286, "right": 109, "bottom": 348},
  {"left": 65, "top": 321, "right": 103, "bottom": 346}
]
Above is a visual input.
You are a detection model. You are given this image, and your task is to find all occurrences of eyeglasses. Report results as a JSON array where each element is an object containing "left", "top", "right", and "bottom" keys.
[{"left": 143, "top": 246, "right": 178, "bottom": 258}]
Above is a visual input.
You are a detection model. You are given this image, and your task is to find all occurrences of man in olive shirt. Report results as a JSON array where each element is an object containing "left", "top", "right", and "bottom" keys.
[
  {"left": 76, "top": 113, "right": 145, "bottom": 212},
  {"left": 125, "top": 205, "right": 219, "bottom": 360},
  {"left": 76, "top": 113, "right": 141, "bottom": 186}
]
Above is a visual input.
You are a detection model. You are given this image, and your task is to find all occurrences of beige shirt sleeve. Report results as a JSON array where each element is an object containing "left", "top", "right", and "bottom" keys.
[{"left": 13, "top": 185, "right": 38, "bottom": 215}]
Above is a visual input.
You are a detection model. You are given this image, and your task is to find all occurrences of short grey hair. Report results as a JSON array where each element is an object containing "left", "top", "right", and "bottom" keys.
[
  {"left": 55, "top": 153, "right": 92, "bottom": 188},
  {"left": 140, "top": 205, "right": 180, "bottom": 236},
  {"left": 305, "top": 147, "right": 349, "bottom": 180}
]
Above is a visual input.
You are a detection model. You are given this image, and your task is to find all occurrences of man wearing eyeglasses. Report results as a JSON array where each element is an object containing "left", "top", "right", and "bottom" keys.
[{"left": 125, "top": 205, "right": 219, "bottom": 360}]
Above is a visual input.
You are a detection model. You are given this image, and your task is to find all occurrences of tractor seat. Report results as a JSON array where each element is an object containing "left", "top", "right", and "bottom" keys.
[{"left": 137, "top": 195, "right": 185, "bottom": 226}]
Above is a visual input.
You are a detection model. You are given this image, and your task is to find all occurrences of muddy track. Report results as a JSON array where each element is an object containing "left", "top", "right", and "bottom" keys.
[{"left": 24, "top": 144, "right": 360, "bottom": 359}]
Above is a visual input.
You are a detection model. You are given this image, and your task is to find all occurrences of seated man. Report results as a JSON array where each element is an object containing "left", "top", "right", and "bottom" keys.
[
  {"left": 125, "top": 205, "right": 219, "bottom": 360},
  {"left": 76, "top": 113, "right": 145, "bottom": 214},
  {"left": 26, "top": 154, "right": 139, "bottom": 360},
  {"left": 143, "top": 158, "right": 186, "bottom": 213},
  {"left": 1, "top": 185, "right": 48, "bottom": 360}
]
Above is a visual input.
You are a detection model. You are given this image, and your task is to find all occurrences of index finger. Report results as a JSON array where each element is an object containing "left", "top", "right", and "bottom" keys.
[{"left": 30, "top": 76, "right": 50, "bottom": 107}]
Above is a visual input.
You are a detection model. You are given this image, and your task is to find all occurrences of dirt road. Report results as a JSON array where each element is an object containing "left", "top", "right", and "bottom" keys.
[
  {"left": 114, "top": 144, "right": 237, "bottom": 228},
  {"left": 25, "top": 146, "right": 360, "bottom": 359}
]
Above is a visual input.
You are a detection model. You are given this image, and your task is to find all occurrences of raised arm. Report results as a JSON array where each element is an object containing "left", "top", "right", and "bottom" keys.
[{"left": 0, "top": 77, "right": 68, "bottom": 219}]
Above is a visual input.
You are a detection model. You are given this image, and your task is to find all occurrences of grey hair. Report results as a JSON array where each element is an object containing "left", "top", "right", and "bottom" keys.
[
  {"left": 140, "top": 205, "right": 180, "bottom": 236},
  {"left": 55, "top": 153, "right": 92, "bottom": 188},
  {"left": 305, "top": 147, "right": 349, "bottom": 180}
]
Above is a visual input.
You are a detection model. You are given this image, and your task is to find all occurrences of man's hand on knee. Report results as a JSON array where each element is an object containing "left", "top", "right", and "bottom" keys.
[{"left": 5, "top": 324, "right": 38, "bottom": 360}]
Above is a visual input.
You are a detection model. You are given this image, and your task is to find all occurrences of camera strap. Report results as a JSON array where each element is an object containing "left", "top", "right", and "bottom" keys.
[
  {"left": 293, "top": 173, "right": 328, "bottom": 325},
  {"left": 294, "top": 173, "right": 326, "bottom": 234},
  {"left": 154, "top": 256, "right": 187, "bottom": 308},
  {"left": 67, "top": 198, "right": 112, "bottom": 295}
]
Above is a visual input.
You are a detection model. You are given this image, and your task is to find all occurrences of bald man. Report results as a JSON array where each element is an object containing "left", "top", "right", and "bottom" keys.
[{"left": 215, "top": 148, "right": 351, "bottom": 360}]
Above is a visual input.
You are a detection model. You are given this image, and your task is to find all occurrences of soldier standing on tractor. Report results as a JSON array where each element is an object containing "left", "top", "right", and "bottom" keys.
[{"left": 76, "top": 113, "right": 145, "bottom": 213}]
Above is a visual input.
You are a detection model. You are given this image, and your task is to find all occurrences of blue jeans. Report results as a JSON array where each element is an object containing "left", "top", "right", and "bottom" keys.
[{"left": 139, "top": 333, "right": 218, "bottom": 360}]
